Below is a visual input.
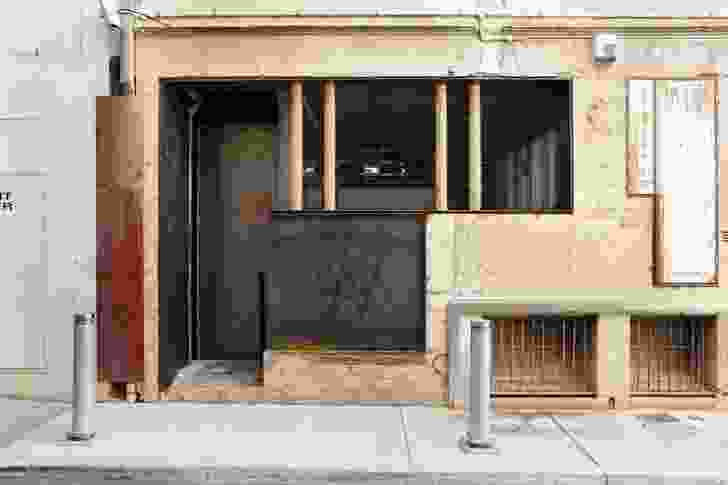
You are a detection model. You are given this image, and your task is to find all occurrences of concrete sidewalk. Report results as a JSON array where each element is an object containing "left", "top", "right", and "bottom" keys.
[
  {"left": 1, "top": 400, "right": 727, "bottom": 484},
  {"left": 0, "top": 397, "right": 70, "bottom": 448}
]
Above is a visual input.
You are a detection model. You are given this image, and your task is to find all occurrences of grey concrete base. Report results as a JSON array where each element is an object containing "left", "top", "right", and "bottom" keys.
[
  {"left": 262, "top": 350, "right": 273, "bottom": 369},
  {"left": 171, "top": 360, "right": 258, "bottom": 386},
  {"left": 457, "top": 434, "right": 499, "bottom": 455}
]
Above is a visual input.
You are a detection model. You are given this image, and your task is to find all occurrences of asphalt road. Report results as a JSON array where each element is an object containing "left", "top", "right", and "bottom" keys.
[{"left": 0, "top": 467, "right": 588, "bottom": 485}]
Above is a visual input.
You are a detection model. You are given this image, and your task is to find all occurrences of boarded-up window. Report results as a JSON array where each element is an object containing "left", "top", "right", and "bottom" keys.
[
  {"left": 656, "top": 80, "right": 718, "bottom": 285},
  {"left": 629, "top": 79, "right": 718, "bottom": 285}
]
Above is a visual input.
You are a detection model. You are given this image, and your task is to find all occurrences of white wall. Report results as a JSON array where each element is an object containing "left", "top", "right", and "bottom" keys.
[{"left": 0, "top": 1, "right": 117, "bottom": 400}]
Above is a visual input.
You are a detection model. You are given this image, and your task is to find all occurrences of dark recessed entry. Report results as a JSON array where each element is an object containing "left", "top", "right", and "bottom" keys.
[{"left": 158, "top": 80, "right": 427, "bottom": 389}]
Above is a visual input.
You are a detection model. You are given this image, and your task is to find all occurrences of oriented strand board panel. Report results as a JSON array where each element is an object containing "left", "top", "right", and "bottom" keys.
[
  {"left": 655, "top": 79, "right": 718, "bottom": 285},
  {"left": 0, "top": 171, "right": 48, "bottom": 370}
]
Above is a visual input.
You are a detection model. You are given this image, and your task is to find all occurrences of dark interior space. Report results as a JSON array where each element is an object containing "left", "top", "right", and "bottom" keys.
[
  {"left": 302, "top": 80, "right": 323, "bottom": 209},
  {"left": 447, "top": 80, "right": 468, "bottom": 210},
  {"left": 338, "top": 80, "right": 435, "bottom": 199},
  {"left": 109, "top": 56, "right": 122, "bottom": 96},
  {"left": 159, "top": 81, "right": 285, "bottom": 387},
  {"left": 306, "top": 80, "right": 435, "bottom": 210},
  {"left": 482, "top": 79, "right": 572, "bottom": 211}
]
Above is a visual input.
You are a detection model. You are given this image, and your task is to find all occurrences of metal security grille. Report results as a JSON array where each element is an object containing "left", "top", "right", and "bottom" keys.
[
  {"left": 631, "top": 317, "right": 710, "bottom": 394},
  {"left": 494, "top": 317, "right": 596, "bottom": 395}
]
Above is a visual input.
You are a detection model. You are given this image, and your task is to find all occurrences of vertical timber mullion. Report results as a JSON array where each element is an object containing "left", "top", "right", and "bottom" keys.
[
  {"left": 434, "top": 80, "right": 448, "bottom": 211},
  {"left": 288, "top": 81, "right": 304, "bottom": 210},
  {"left": 322, "top": 80, "right": 336, "bottom": 210}
]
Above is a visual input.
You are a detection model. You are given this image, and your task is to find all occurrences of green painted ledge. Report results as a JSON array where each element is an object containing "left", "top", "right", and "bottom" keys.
[{"left": 447, "top": 294, "right": 728, "bottom": 317}]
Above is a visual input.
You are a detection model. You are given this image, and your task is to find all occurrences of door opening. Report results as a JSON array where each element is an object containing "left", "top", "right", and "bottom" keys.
[{"left": 159, "top": 81, "right": 281, "bottom": 388}]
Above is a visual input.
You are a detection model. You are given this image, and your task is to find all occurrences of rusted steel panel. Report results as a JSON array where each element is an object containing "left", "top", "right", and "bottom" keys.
[{"left": 96, "top": 96, "right": 146, "bottom": 387}]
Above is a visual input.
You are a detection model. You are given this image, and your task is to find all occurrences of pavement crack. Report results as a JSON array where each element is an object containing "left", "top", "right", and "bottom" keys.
[
  {"left": 398, "top": 407, "right": 415, "bottom": 473},
  {"left": 549, "top": 415, "right": 607, "bottom": 485}
]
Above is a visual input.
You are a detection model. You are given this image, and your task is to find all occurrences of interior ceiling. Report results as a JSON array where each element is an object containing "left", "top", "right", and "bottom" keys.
[
  {"left": 164, "top": 79, "right": 569, "bottom": 111},
  {"left": 166, "top": 80, "right": 288, "bottom": 96}
]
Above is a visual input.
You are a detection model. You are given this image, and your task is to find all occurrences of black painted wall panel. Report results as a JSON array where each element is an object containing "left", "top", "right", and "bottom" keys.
[
  {"left": 158, "top": 85, "right": 191, "bottom": 385},
  {"left": 268, "top": 214, "right": 426, "bottom": 352}
]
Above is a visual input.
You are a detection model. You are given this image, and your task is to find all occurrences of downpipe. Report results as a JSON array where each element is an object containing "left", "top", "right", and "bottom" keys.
[{"left": 185, "top": 89, "right": 202, "bottom": 363}]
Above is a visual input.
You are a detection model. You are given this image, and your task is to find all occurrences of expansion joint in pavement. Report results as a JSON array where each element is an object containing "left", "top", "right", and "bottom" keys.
[
  {"left": 549, "top": 415, "right": 607, "bottom": 484},
  {"left": 398, "top": 408, "right": 415, "bottom": 472}
]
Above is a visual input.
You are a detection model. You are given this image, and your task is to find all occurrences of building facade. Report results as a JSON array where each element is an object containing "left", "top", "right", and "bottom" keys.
[
  {"left": 97, "top": 11, "right": 728, "bottom": 414},
  {"left": 2, "top": 0, "right": 728, "bottom": 413}
]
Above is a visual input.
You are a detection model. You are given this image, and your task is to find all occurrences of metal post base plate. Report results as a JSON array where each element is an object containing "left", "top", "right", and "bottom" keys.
[
  {"left": 458, "top": 434, "right": 499, "bottom": 455},
  {"left": 66, "top": 432, "right": 96, "bottom": 442}
]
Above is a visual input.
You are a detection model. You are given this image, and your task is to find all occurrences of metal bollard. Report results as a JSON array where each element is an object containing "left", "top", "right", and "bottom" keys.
[
  {"left": 67, "top": 312, "right": 97, "bottom": 441},
  {"left": 459, "top": 319, "right": 498, "bottom": 454}
]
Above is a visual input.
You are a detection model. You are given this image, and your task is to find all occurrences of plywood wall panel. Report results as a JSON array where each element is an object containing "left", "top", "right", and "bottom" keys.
[
  {"left": 472, "top": 205, "right": 653, "bottom": 289},
  {"left": 261, "top": 352, "right": 446, "bottom": 402},
  {"left": 131, "top": 28, "right": 728, "bottom": 404},
  {"left": 139, "top": 77, "right": 161, "bottom": 401},
  {"left": 135, "top": 32, "right": 470, "bottom": 80}
]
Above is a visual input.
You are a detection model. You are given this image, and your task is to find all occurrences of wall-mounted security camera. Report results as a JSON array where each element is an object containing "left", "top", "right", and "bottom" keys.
[{"left": 592, "top": 32, "right": 618, "bottom": 64}]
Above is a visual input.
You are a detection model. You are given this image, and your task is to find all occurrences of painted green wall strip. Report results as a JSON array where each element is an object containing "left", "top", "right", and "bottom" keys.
[{"left": 222, "top": 126, "right": 274, "bottom": 162}]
